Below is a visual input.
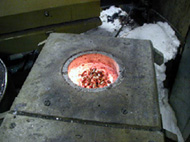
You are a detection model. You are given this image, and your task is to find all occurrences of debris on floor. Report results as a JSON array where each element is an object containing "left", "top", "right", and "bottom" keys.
[
  {"left": 84, "top": 6, "right": 134, "bottom": 37},
  {"left": 85, "top": 6, "right": 184, "bottom": 142}
]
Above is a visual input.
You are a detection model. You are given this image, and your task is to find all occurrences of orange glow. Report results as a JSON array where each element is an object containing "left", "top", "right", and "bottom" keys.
[{"left": 68, "top": 53, "right": 119, "bottom": 89}]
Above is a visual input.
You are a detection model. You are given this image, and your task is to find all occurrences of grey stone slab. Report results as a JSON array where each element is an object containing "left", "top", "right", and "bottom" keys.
[
  {"left": 0, "top": 114, "right": 164, "bottom": 142},
  {"left": 11, "top": 33, "right": 161, "bottom": 129}
]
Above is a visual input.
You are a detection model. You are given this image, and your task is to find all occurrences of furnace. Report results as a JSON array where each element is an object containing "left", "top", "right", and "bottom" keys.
[
  {"left": 0, "top": 33, "right": 164, "bottom": 142},
  {"left": 63, "top": 52, "right": 120, "bottom": 89}
]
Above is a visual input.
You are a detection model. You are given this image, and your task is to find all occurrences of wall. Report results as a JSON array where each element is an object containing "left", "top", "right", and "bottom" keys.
[{"left": 152, "top": 0, "right": 190, "bottom": 41}]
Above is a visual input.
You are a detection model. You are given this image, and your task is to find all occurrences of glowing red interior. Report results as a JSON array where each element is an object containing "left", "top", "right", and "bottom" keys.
[{"left": 68, "top": 53, "right": 119, "bottom": 89}]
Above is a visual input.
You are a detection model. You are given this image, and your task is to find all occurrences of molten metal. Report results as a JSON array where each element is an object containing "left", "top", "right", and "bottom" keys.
[
  {"left": 68, "top": 53, "right": 119, "bottom": 89},
  {"left": 80, "top": 67, "right": 111, "bottom": 88}
]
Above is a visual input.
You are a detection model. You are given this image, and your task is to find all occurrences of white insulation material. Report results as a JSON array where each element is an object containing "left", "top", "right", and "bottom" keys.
[
  {"left": 84, "top": 6, "right": 131, "bottom": 36},
  {"left": 86, "top": 6, "right": 184, "bottom": 142},
  {"left": 100, "top": 6, "right": 127, "bottom": 33},
  {"left": 119, "top": 22, "right": 180, "bottom": 61}
]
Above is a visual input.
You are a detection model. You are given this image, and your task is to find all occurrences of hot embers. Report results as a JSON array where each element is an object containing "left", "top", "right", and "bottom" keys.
[
  {"left": 67, "top": 53, "right": 119, "bottom": 89},
  {"left": 80, "top": 67, "right": 111, "bottom": 88}
]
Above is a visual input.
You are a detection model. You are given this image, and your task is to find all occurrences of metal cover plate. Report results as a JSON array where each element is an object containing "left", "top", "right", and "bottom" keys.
[
  {"left": 11, "top": 33, "right": 161, "bottom": 129},
  {"left": 0, "top": 114, "right": 164, "bottom": 142}
]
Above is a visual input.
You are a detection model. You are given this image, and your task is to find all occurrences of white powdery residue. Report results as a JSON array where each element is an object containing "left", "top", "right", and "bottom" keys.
[
  {"left": 120, "top": 22, "right": 183, "bottom": 141},
  {"left": 119, "top": 22, "right": 180, "bottom": 61},
  {"left": 99, "top": 6, "right": 127, "bottom": 33},
  {"left": 100, "top": 19, "right": 121, "bottom": 33},
  {"left": 100, "top": 6, "right": 126, "bottom": 18},
  {"left": 84, "top": 6, "right": 129, "bottom": 36},
  {"left": 157, "top": 22, "right": 180, "bottom": 48}
]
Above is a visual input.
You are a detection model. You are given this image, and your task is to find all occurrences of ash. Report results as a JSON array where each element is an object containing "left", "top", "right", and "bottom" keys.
[{"left": 84, "top": 6, "right": 184, "bottom": 142}]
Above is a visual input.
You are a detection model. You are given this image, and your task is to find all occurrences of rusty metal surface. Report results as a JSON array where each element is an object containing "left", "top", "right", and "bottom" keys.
[
  {"left": 0, "top": 114, "right": 164, "bottom": 142},
  {"left": 11, "top": 33, "right": 161, "bottom": 130}
]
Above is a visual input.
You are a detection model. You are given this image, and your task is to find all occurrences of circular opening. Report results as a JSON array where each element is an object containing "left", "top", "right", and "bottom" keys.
[{"left": 67, "top": 53, "right": 119, "bottom": 89}]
